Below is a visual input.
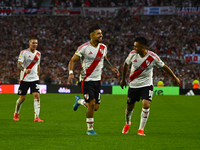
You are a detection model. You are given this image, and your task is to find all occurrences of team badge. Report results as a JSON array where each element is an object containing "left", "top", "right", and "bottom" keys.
[
  {"left": 127, "top": 97, "right": 131, "bottom": 103},
  {"left": 100, "top": 49, "right": 103, "bottom": 54},
  {"left": 18, "top": 90, "right": 22, "bottom": 94},
  {"left": 84, "top": 94, "right": 89, "bottom": 100},
  {"left": 146, "top": 60, "right": 150, "bottom": 66}
]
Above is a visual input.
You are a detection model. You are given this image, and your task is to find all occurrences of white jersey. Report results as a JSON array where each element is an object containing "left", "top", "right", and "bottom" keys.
[
  {"left": 18, "top": 48, "right": 41, "bottom": 82},
  {"left": 75, "top": 42, "right": 107, "bottom": 82},
  {"left": 125, "top": 50, "right": 164, "bottom": 88}
]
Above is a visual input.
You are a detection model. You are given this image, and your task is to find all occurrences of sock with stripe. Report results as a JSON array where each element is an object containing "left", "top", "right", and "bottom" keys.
[
  {"left": 125, "top": 109, "right": 133, "bottom": 125},
  {"left": 14, "top": 98, "right": 23, "bottom": 114},
  {"left": 34, "top": 99, "right": 40, "bottom": 119},
  {"left": 86, "top": 118, "right": 94, "bottom": 131},
  {"left": 139, "top": 108, "right": 150, "bottom": 131}
]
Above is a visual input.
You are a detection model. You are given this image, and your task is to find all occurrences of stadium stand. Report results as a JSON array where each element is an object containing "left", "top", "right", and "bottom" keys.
[{"left": 0, "top": 0, "right": 200, "bottom": 89}]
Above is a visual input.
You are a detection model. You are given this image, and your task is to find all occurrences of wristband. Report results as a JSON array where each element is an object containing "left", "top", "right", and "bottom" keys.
[{"left": 69, "top": 70, "right": 73, "bottom": 74}]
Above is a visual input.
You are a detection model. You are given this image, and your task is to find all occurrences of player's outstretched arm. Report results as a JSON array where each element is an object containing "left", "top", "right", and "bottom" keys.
[
  {"left": 162, "top": 65, "right": 180, "bottom": 85},
  {"left": 120, "top": 62, "right": 129, "bottom": 89},
  {"left": 68, "top": 54, "right": 80, "bottom": 84},
  {"left": 104, "top": 56, "right": 119, "bottom": 76}
]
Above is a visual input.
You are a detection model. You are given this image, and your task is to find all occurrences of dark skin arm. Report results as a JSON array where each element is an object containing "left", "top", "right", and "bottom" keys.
[
  {"left": 68, "top": 54, "right": 80, "bottom": 84},
  {"left": 104, "top": 55, "right": 119, "bottom": 76},
  {"left": 120, "top": 62, "right": 129, "bottom": 89},
  {"left": 161, "top": 64, "right": 180, "bottom": 85}
]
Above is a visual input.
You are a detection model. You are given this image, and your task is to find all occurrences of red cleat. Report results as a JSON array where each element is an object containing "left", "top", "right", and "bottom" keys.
[
  {"left": 138, "top": 130, "right": 146, "bottom": 136},
  {"left": 13, "top": 113, "right": 19, "bottom": 121},
  {"left": 34, "top": 117, "right": 44, "bottom": 122},
  {"left": 122, "top": 122, "right": 131, "bottom": 134}
]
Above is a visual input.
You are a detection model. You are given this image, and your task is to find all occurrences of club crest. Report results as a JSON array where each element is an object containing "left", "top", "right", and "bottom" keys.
[{"left": 84, "top": 94, "right": 89, "bottom": 100}]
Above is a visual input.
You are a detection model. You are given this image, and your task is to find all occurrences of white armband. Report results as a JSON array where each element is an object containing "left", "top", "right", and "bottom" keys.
[{"left": 69, "top": 70, "right": 73, "bottom": 75}]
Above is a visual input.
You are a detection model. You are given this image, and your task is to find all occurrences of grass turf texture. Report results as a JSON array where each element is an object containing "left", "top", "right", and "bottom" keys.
[{"left": 0, "top": 94, "right": 200, "bottom": 150}]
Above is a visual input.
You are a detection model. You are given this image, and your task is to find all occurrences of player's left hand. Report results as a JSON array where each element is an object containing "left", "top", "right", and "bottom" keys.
[{"left": 111, "top": 68, "right": 119, "bottom": 76}]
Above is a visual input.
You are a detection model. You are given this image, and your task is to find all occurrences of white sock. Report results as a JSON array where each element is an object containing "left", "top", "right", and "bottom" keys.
[
  {"left": 125, "top": 109, "right": 133, "bottom": 125},
  {"left": 34, "top": 99, "right": 40, "bottom": 119},
  {"left": 15, "top": 98, "right": 23, "bottom": 114},
  {"left": 78, "top": 99, "right": 86, "bottom": 107},
  {"left": 139, "top": 108, "right": 150, "bottom": 131},
  {"left": 86, "top": 118, "right": 94, "bottom": 131}
]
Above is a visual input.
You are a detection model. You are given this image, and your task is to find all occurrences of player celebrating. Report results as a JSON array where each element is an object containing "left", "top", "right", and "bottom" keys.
[
  {"left": 120, "top": 37, "right": 180, "bottom": 136},
  {"left": 13, "top": 38, "right": 43, "bottom": 122},
  {"left": 68, "top": 25, "right": 119, "bottom": 135}
]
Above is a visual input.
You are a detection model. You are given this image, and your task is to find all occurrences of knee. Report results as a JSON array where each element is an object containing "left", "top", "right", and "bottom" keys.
[
  {"left": 88, "top": 101, "right": 95, "bottom": 108},
  {"left": 20, "top": 96, "right": 26, "bottom": 102},
  {"left": 34, "top": 94, "right": 40, "bottom": 100},
  {"left": 94, "top": 105, "right": 99, "bottom": 111}
]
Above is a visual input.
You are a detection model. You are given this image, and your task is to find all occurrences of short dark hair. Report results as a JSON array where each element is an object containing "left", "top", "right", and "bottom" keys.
[
  {"left": 135, "top": 37, "right": 148, "bottom": 46},
  {"left": 89, "top": 24, "right": 100, "bottom": 35}
]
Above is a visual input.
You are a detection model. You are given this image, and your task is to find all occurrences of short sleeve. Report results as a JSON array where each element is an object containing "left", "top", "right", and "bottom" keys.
[
  {"left": 125, "top": 52, "right": 133, "bottom": 65},
  {"left": 18, "top": 50, "right": 24, "bottom": 62},
  {"left": 154, "top": 55, "right": 165, "bottom": 68}
]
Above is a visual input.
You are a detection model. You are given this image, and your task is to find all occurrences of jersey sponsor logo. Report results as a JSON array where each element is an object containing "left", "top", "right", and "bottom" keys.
[
  {"left": 133, "top": 59, "right": 137, "bottom": 62},
  {"left": 28, "top": 55, "right": 31, "bottom": 58}
]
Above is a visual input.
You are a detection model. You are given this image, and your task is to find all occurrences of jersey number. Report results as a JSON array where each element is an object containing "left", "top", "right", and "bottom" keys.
[{"left": 149, "top": 90, "right": 153, "bottom": 100}]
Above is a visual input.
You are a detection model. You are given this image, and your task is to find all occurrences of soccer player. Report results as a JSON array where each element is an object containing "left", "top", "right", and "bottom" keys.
[
  {"left": 68, "top": 25, "right": 119, "bottom": 135},
  {"left": 120, "top": 37, "right": 180, "bottom": 136},
  {"left": 13, "top": 38, "right": 43, "bottom": 122}
]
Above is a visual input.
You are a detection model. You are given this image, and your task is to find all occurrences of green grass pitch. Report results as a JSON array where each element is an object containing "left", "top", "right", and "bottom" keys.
[{"left": 0, "top": 94, "right": 200, "bottom": 150}]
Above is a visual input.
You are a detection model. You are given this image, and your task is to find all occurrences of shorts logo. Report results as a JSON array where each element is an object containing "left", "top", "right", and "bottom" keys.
[
  {"left": 127, "top": 97, "right": 131, "bottom": 103},
  {"left": 18, "top": 90, "right": 22, "bottom": 94},
  {"left": 84, "top": 94, "right": 89, "bottom": 100}
]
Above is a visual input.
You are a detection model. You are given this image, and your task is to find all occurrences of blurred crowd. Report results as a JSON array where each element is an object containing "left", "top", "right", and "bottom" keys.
[
  {"left": 0, "top": 0, "right": 42, "bottom": 8},
  {"left": 52, "top": 0, "right": 200, "bottom": 7},
  {"left": 1, "top": 0, "right": 200, "bottom": 8},
  {"left": 0, "top": 14, "right": 200, "bottom": 88}
]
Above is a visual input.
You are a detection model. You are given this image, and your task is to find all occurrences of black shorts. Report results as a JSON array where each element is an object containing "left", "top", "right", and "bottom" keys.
[
  {"left": 18, "top": 81, "right": 40, "bottom": 95},
  {"left": 127, "top": 85, "right": 153, "bottom": 104},
  {"left": 81, "top": 81, "right": 101, "bottom": 104}
]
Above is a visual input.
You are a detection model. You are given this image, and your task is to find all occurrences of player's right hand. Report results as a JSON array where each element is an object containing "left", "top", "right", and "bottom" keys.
[
  {"left": 120, "top": 80, "right": 127, "bottom": 89},
  {"left": 68, "top": 74, "right": 74, "bottom": 84}
]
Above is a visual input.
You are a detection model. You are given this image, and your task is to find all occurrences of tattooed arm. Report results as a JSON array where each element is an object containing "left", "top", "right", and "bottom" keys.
[
  {"left": 104, "top": 56, "right": 119, "bottom": 76},
  {"left": 17, "top": 61, "right": 24, "bottom": 71}
]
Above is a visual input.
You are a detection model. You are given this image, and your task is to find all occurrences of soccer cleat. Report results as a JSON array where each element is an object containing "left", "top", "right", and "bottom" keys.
[
  {"left": 86, "top": 130, "right": 98, "bottom": 135},
  {"left": 13, "top": 113, "right": 19, "bottom": 121},
  {"left": 73, "top": 95, "right": 81, "bottom": 111},
  {"left": 122, "top": 122, "right": 131, "bottom": 134},
  {"left": 138, "top": 130, "right": 146, "bottom": 136},
  {"left": 34, "top": 117, "right": 44, "bottom": 122}
]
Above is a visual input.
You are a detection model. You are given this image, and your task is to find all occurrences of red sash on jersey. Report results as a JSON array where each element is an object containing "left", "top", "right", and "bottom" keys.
[
  {"left": 21, "top": 52, "right": 40, "bottom": 82},
  {"left": 81, "top": 45, "right": 105, "bottom": 94},
  {"left": 129, "top": 55, "right": 154, "bottom": 83}
]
